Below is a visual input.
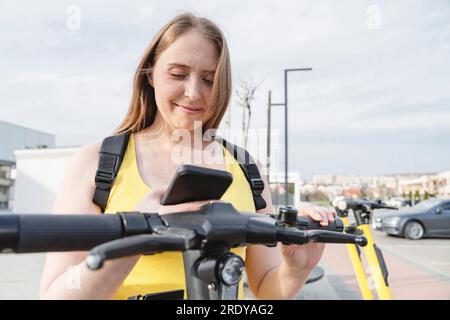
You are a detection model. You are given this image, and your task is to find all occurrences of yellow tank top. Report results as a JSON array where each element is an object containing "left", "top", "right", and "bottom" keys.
[{"left": 105, "top": 134, "right": 256, "bottom": 300}]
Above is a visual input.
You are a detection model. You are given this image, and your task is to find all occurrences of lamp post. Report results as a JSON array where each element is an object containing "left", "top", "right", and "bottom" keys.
[{"left": 268, "top": 68, "right": 312, "bottom": 206}]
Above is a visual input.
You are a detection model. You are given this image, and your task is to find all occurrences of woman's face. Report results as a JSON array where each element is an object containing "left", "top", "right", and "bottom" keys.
[{"left": 150, "top": 29, "right": 218, "bottom": 133}]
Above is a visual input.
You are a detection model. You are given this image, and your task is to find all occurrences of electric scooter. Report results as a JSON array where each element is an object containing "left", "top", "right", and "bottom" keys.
[
  {"left": 0, "top": 202, "right": 367, "bottom": 300},
  {"left": 333, "top": 199, "right": 396, "bottom": 300}
]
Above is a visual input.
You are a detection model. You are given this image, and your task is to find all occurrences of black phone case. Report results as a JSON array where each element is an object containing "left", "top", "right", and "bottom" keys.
[{"left": 160, "top": 165, "right": 233, "bottom": 206}]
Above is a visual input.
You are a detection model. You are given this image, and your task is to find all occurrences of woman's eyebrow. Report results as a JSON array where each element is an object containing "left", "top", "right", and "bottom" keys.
[{"left": 167, "top": 62, "right": 215, "bottom": 74}]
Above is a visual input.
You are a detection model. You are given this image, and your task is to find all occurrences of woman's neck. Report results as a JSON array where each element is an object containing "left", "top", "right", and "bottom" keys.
[
  {"left": 136, "top": 113, "right": 213, "bottom": 153},
  {"left": 135, "top": 112, "right": 224, "bottom": 167}
]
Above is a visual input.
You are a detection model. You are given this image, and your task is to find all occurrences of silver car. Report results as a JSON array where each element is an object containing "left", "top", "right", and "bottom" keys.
[{"left": 374, "top": 198, "right": 450, "bottom": 240}]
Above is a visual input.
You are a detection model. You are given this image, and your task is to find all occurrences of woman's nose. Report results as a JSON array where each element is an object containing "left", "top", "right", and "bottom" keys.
[{"left": 184, "top": 78, "right": 201, "bottom": 102}]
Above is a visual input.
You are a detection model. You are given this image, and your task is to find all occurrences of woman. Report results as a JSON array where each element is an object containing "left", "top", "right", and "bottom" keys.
[{"left": 40, "top": 13, "right": 335, "bottom": 300}]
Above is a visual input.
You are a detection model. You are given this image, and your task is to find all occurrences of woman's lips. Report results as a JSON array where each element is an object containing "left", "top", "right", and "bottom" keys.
[{"left": 175, "top": 104, "right": 203, "bottom": 115}]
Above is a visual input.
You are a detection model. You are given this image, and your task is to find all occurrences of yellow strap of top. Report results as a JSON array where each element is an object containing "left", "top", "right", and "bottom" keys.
[{"left": 105, "top": 134, "right": 256, "bottom": 300}]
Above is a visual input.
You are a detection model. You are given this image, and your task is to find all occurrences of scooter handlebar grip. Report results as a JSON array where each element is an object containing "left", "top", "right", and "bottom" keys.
[{"left": 0, "top": 214, "right": 124, "bottom": 253}]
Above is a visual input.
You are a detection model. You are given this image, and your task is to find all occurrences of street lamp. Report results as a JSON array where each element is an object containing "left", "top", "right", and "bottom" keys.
[{"left": 268, "top": 68, "right": 312, "bottom": 206}]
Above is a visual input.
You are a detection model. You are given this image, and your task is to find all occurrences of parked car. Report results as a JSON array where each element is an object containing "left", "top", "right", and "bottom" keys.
[{"left": 374, "top": 198, "right": 450, "bottom": 240}]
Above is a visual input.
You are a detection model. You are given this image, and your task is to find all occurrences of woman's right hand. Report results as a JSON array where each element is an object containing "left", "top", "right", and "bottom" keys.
[{"left": 133, "top": 188, "right": 225, "bottom": 215}]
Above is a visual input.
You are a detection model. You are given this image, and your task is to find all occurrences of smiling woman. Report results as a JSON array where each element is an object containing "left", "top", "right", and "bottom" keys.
[{"left": 40, "top": 12, "right": 335, "bottom": 301}]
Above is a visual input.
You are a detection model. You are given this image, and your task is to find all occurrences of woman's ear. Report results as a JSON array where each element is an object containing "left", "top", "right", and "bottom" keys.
[
  {"left": 146, "top": 69, "right": 154, "bottom": 87},
  {"left": 147, "top": 74, "right": 154, "bottom": 87}
]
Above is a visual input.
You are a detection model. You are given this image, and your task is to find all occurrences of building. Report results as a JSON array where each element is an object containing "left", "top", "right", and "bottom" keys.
[
  {"left": 0, "top": 120, "right": 55, "bottom": 210},
  {"left": 312, "top": 174, "right": 334, "bottom": 186},
  {"left": 0, "top": 159, "right": 14, "bottom": 209},
  {"left": 436, "top": 170, "right": 450, "bottom": 198},
  {"left": 398, "top": 172, "right": 450, "bottom": 199},
  {"left": 268, "top": 171, "right": 302, "bottom": 209},
  {"left": 13, "top": 147, "right": 77, "bottom": 213}
]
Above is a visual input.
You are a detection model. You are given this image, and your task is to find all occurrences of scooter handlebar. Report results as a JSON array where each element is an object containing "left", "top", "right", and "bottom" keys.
[
  {"left": 0, "top": 214, "right": 124, "bottom": 253},
  {"left": 1, "top": 204, "right": 366, "bottom": 259}
]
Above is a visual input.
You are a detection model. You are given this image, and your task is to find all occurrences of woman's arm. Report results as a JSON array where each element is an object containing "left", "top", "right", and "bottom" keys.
[
  {"left": 245, "top": 162, "right": 332, "bottom": 300},
  {"left": 39, "top": 143, "right": 140, "bottom": 300},
  {"left": 40, "top": 143, "right": 227, "bottom": 299}
]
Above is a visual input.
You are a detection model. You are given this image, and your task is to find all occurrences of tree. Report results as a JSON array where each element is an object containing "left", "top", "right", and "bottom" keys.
[
  {"left": 414, "top": 190, "right": 420, "bottom": 202},
  {"left": 360, "top": 183, "right": 369, "bottom": 199},
  {"left": 235, "top": 79, "right": 264, "bottom": 149}
]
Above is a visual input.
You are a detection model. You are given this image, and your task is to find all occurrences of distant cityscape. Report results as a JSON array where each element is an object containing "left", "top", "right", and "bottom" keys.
[
  {"left": 264, "top": 169, "right": 450, "bottom": 211},
  {"left": 301, "top": 170, "right": 450, "bottom": 202}
]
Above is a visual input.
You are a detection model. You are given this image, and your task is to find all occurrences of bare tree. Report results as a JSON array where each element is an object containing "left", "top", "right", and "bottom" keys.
[
  {"left": 235, "top": 79, "right": 264, "bottom": 149},
  {"left": 224, "top": 105, "right": 231, "bottom": 135}
]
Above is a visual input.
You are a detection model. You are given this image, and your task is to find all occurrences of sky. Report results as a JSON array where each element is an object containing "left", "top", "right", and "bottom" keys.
[{"left": 1, "top": 0, "right": 449, "bottom": 179}]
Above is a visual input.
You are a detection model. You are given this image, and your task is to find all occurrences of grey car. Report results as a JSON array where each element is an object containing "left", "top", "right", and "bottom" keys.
[{"left": 374, "top": 198, "right": 450, "bottom": 240}]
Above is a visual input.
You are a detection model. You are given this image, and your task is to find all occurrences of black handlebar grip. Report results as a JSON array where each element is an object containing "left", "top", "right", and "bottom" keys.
[
  {"left": 295, "top": 216, "right": 344, "bottom": 233},
  {"left": 0, "top": 214, "right": 124, "bottom": 253}
]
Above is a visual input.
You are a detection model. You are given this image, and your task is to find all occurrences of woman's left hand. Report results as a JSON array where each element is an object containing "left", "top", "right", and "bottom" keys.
[{"left": 280, "top": 205, "right": 336, "bottom": 273}]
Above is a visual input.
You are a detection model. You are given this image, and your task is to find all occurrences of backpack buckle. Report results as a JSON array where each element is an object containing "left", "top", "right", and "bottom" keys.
[
  {"left": 95, "top": 171, "right": 116, "bottom": 191},
  {"left": 95, "top": 153, "right": 119, "bottom": 187},
  {"left": 250, "top": 178, "right": 264, "bottom": 196}
]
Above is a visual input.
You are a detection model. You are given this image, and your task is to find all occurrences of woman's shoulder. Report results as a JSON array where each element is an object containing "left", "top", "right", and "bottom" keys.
[
  {"left": 73, "top": 142, "right": 101, "bottom": 166},
  {"left": 66, "top": 142, "right": 102, "bottom": 185},
  {"left": 53, "top": 141, "right": 104, "bottom": 214}
]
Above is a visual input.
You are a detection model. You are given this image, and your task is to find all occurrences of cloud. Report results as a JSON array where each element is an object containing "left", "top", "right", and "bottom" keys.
[{"left": 1, "top": 0, "right": 449, "bottom": 178}]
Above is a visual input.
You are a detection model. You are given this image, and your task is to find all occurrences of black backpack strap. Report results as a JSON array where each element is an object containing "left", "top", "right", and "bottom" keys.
[
  {"left": 218, "top": 138, "right": 267, "bottom": 211},
  {"left": 93, "top": 133, "right": 131, "bottom": 212}
]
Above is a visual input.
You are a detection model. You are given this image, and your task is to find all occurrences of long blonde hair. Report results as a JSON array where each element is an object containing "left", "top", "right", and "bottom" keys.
[{"left": 114, "top": 13, "right": 232, "bottom": 135}]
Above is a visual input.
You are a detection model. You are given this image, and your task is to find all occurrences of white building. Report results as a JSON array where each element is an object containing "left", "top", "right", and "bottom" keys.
[
  {"left": 13, "top": 147, "right": 78, "bottom": 213},
  {"left": 312, "top": 174, "right": 334, "bottom": 186},
  {"left": 0, "top": 120, "right": 55, "bottom": 210},
  {"left": 437, "top": 171, "right": 450, "bottom": 198}
]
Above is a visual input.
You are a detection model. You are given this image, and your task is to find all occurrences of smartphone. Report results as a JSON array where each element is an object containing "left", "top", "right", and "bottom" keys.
[{"left": 160, "top": 165, "right": 233, "bottom": 206}]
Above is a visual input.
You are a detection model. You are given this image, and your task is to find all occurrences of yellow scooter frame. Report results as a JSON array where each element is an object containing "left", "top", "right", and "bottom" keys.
[{"left": 336, "top": 203, "right": 393, "bottom": 300}]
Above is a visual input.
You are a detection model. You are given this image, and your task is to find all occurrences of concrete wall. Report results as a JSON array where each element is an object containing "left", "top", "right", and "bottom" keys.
[{"left": 13, "top": 147, "right": 79, "bottom": 213}]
